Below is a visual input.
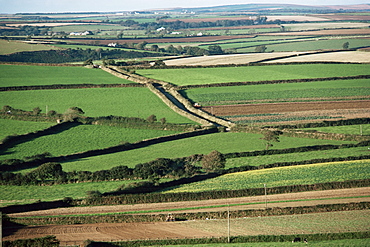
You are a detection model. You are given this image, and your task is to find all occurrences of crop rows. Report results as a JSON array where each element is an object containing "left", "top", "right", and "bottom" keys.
[{"left": 163, "top": 160, "right": 370, "bottom": 193}]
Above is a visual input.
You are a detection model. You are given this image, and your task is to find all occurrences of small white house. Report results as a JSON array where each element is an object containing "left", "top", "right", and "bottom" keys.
[{"left": 156, "top": 27, "right": 166, "bottom": 32}]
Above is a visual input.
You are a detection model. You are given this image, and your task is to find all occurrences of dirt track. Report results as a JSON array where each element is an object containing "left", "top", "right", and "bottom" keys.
[{"left": 4, "top": 188, "right": 370, "bottom": 244}]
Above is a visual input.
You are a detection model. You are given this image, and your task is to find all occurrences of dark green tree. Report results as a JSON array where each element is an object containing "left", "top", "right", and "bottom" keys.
[
  {"left": 208, "top": 45, "right": 223, "bottom": 55},
  {"left": 343, "top": 42, "right": 349, "bottom": 49},
  {"left": 147, "top": 114, "right": 157, "bottom": 123},
  {"left": 255, "top": 45, "right": 267, "bottom": 53}
]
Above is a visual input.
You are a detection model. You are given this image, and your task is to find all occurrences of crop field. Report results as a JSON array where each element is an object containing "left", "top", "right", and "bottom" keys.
[
  {"left": 0, "top": 64, "right": 131, "bottom": 87},
  {"left": 60, "top": 133, "right": 356, "bottom": 172},
  {"left": 165, "top": 52, "right": 307, "bottom": 66},
  {"left": 283, "top": 22, "right": 370, "bottom": 31},
  {"left": 266, "top": 51, "right": 370, "bottom": 63},
  {"left": 163, "top": 160, "right": 370, "bottom": 193},
  {"left": 225, "top": 146, "right": 369, "bottom": 169},
  {"left": 0, "top": 119, "right": 54, "bottom": 140},
  {"left": 155, "top": 239, "right": 370, "bottom": 247},
  {"left": 243, "top": 38, "right": 370, "bottom": 53},
  {"left": 0, "top": 124, "right": 181, "bottom": 160},
  {"left": 137, "top": 64, "right": 370, "bottom": 86},
  {"left": 0, "top": 87, "right": 195, "bottom": 123},
  {"left": 184, "top": 79, "right": 370, "bottom": 105}
]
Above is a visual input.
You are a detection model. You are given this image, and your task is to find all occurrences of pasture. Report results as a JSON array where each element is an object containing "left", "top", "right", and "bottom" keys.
[
  {"left": 163, "top": 160, "right": 370, "bottom": 193},
  {"left": 225, "top": 146, "right": 369, "bottom": 169},
  {"left": 0, "top": 64, "right": 130, "bottom": 87},
  {"left": 137, "top": 64, "right": 370, "bottom": 86},
  {"left": 0, "top": 119, "right": 54, "bottom": 140},
  {"left": 60, "top": 133, "right": 356, "bottom": 172},
  {"left": 0, "top": 40, "right": 58, "bottom": 55},
  {"left": 0, "top": 179, "right": 145, "bottom": 205},
  {"left": 0, "top": 87, "right": 195, "bottom": 123},
  {"left": 184, "top": 79, "right": 370, "bottom": 105},
  {"left": 0, "top": 124, "right": 181, "bottom": 160},
  {"left": 304, "top": 124, "right": 370, "bottom": 135}
]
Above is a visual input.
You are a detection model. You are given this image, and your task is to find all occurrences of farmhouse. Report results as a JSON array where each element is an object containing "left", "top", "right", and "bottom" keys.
[{"left": 69, "top": 31, "right": 93, "bottom": 36}]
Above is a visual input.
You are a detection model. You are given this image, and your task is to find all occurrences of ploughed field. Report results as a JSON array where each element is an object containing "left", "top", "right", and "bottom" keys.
[
  {"left": 4, "top": 188, "right": 370, "bottom": 245},
  {"left": 202, "top": 100, "right": 370, "bottom": 125}
]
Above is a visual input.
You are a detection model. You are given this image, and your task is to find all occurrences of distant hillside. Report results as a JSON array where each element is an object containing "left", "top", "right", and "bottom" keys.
[{"left": 157, "top": 3, "right": 370, "bottom": 13}]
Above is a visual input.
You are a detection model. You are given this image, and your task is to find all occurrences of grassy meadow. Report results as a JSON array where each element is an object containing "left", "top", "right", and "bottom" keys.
[
  {"left": 225, "top": 146, "right": 369, "bottom": 169},
  {"left": 0, "top": 179, "right": 145, "bottom": 205},
  {"left": 137, "top": 64, "right": 370, "bottom": 86},
  {"left": 183, "top": 79, "right": 370, "bottom": 105},
  {"left": 0, "top": 124, "right": 181, "bottom": 160},
  {"left": 0, "top": 64, "right": 131, "bottom": 87},
  {"left": 0, "top": 87, "right": 195, "bottom": 123},
  {"left": 304, "top": 124, "right": 370, "bottom": 136},
  {"left": 0, "top": 119, "right": 54, "bottom": 140},
  {"left": 163, "top": 159, "right": 370, "bottom": 193},
  {"left": 60, "top": 132, "right": 356, "bottom": 172},
  {"left": 0, "top": 40, "right": 59, "bottom": 55}
]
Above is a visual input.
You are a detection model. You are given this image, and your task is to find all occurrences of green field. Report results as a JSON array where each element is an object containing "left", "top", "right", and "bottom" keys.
[
  {"left": 225, "top": 146, "right": 369, "bottom": 169},
  {"left": 304, "top": 124, "right": 370, "bottom": 136},
  {"left": 0, "top": 179, "right": 145, "bottom": 204},
  {"left": 0, "top": 119, "right": 54, "bottom": 140},
  {"left": 162, "top": 160, "right": 370, "bottom": 193},
  {"left": 137, "top": 64, "right": 370, "bottom": 86},
  {"left": 0, "top": 64, "right": 131, "bottom": 87},
  {"left": 0, "top": 40, "right": 59, "bottom": 55},
  {"left": 183, "top": 79, "right": 370, "bottom": 105},
  {"left": 0, "top": 87, "right": 195, "bottom": 123},
  {"left": 60, "top": 133, "right": 356, "bottom": 172},
  {"left": 0, "top": 124, "right": 180, "bottom": 160}
]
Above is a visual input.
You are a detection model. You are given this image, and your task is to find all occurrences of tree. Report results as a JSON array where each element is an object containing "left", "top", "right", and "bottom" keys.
[
  {"left": 63, "top": 107, "right": 85, "bottom": 121},
  {"left": 201, "top": 150, "right": 225, "bottom": 172},
  {"left": 255, "top": 45, "right": 267, "bottom": 53},
  {"left": 260, "top": 130, "right": 282, "bottom": 150},
  {"left": 343, "top": 42, "right": 349, "bottom": 49},
  {"left": 147, "top": 114, "right": 157, "bottom": 123},
  {"left": 160, "top": 117, "right": 166, "bottom": 124},
  {"left": 33, "top": 107, "right": 41, "bottom": 115},
  {"left": 208, "top": 45, "right": 223, "bottom": 55},
  {"left": 83, "top": 58, "right": 93, "bottom": 66}
]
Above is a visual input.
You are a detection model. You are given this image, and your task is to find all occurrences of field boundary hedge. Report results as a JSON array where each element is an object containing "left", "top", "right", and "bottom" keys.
[
  {"left": 0, "top": 83, "right": 144, "bottom": 91},
  {"left": 6, "top": 201, "right": 370, "bottom": 226},
  {"left": 0, "top": 127, "right": 218, "bottom": 172},
  {"left": 91, "top": 232, "right": 370, "bottom": 246}
]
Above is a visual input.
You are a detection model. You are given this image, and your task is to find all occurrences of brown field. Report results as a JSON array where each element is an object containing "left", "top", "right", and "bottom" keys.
[
  {"left": 203, "top": 100, "right": 370, "bottom": 116},
  {"left": 165, "top": 52, "right": 308, "bottom": 66},
  {"left": 312, "top": 14, "right": 370, "bottom": 21},
  {"left": 4, "top": 187, "right": 370, "bottom": 245},
  {"left": 202, "top": 100, "right": 370, "bottom": 125}
]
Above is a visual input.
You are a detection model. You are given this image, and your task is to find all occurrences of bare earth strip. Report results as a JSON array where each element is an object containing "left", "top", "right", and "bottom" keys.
[
  {"left": 4, "top": 188, "right": 370, "bottom": 244},
  {"left": 264, "top": 51, "right": 370, "bottom": 63},
  {"left": 165, "top": 52, "right": 308, "bottom": 66},
  {"left": 8, "top": 187, "right": 370, "bottom": 217},
  {"left": 202, "top": 100, "right": 370, "bottom": 116}
]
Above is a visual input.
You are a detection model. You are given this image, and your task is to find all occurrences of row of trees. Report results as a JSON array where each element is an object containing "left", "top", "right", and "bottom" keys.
[{"left": 0, "top": 151, "right": 226, "bottom": 185}]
